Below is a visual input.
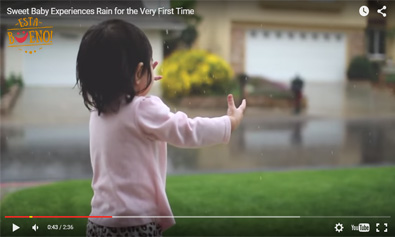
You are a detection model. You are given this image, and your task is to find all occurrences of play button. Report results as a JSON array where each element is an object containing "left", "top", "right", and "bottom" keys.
[{"left": 12, "top": 224, "right": 20, "bottom": 232}]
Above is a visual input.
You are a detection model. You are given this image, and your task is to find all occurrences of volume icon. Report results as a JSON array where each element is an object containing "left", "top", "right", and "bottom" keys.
[{"left": 32, "top": 224, "right": 39, "bottom": 231}]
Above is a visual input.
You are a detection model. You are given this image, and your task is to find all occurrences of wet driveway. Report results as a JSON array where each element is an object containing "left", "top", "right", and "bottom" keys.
[{"left": 1, "top": 117, "right": 395, "bottom": 183}]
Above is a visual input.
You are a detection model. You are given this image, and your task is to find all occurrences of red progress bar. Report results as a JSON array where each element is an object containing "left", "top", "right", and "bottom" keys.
[{"left": 5, "top": 216, "right": 112, "bottom": 218}]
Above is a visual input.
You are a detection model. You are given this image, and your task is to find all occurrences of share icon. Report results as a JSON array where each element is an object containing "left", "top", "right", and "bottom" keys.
[{"left": 377, "top": 6, "right": 386, "bottom": 17}]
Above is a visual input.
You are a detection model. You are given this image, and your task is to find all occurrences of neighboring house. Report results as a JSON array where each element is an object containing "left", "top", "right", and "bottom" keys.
[
  {"left": 1, "top": 0, "right": 184, "bottom": 87},
  {"left": 195, "top": 0, "right": 395, "bottom": 83}
]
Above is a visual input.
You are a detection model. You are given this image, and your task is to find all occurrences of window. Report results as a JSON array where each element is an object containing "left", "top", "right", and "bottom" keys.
[
  {"left": 323, "top": 33, "right": 330, "bottom": 40},
  {"left": 367, "top": 29, "right": 386, "bottom": 59}
]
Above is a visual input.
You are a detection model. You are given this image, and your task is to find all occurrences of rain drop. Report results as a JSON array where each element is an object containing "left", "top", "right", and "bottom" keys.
[
  {"left": 166, "top": 29, "right": 169, "bottom": 35},
  {"left": 203, "top": 90, "right": 206, "bottom": 94},
  {"left": 166, "top": 45, "right": 169, "bottom": 49},
  {"left": 331, "top": 150, "right": 334, "bottom": 155},
  {"left": 259, "top": 176, "right": 262, "bottom": 180}
]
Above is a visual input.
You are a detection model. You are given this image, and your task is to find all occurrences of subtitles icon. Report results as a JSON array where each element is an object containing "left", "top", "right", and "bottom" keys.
[{"left": 351, "top": 223, "right": 370, "bottom": 232}]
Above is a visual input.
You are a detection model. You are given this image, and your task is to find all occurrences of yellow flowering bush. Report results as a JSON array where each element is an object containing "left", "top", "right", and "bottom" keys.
[{"left": 159, "top": 50, "right": 234, "bottom": 99}]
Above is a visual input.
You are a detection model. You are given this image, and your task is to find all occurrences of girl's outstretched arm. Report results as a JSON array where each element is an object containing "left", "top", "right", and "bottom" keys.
[{"left": 135, "top": 95, "right": 245, "bottom": 148}]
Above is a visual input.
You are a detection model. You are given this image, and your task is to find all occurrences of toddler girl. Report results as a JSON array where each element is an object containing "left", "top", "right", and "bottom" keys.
[{"left": 76, "top": 19, "right": 246, "bottom": 236}]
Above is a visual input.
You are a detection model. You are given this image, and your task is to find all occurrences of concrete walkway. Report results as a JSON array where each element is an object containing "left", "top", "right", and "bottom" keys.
[
  {"left": 1, "top": 87, "right": 89, "bottom": 126},
  {"left": 2, "top": 83, "right": 395, "bottom": 127},
  {"left": 304, "top": 82, "right": 395, "bottom": 117}
]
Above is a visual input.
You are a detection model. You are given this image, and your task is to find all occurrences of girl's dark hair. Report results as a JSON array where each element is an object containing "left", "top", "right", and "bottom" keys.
[{"left": 76, "top": 19, "right": 152, "bottom": 115}]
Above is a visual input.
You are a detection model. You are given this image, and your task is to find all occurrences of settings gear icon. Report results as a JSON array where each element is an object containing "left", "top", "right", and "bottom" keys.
[{"left": 335, "top": 223, "right": 344, "bottom": 233}]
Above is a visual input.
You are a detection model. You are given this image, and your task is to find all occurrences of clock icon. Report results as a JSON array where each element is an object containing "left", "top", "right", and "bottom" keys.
[{"left": 359, "top": 6, "right": 369, "bottom": 17}]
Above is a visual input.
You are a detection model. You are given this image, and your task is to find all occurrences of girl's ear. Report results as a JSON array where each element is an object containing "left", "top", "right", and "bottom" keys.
[{"left": 134, "top": 62, "right": 144, "bottom": 86}]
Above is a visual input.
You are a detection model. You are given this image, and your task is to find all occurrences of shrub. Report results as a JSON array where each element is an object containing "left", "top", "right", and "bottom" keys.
[
  {"left": 347, "top": 56, "right": 375, "bottom": 81},
  {"left": 159, "top": 50, "right": 234, "bottom": 99},
  {"left": 0, "top": 73, "right": 23, "bottom": 98},
  {"left": 6, "top": 73, "right": 24, "bottom": 88}
]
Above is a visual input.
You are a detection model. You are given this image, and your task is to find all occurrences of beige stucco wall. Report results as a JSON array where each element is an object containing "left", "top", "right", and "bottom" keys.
[
  {"left": 195, "top": 1, "right": 232, "bottom": 61},
  {"left": 195, "top": 1, "right": 367, "bottom": 72},
  {"left": 386, "top": 2, "right": 395, "bottom": 61}
]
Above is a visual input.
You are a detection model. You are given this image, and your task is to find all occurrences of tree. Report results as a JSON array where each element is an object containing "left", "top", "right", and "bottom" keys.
[{"left": 164, "top": 0, "right": 202, "bottom": 56}]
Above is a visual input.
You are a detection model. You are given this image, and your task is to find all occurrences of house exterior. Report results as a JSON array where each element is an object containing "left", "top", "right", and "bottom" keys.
[
  {"left": 1, "top": 0, "right": 184, "bottom": 87},
  {"left": 195, "top": 0, "right": 395, "bottom": 83}
]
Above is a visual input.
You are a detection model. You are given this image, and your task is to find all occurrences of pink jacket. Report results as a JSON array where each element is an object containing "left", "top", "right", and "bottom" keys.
[{"left": 88, "top": 95, "right": 231, "bottom": 230}]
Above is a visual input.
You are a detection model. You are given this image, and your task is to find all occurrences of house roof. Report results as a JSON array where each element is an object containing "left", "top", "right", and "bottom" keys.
[{"left": 1, "top": 0, "right": 186, "bottom": 30}]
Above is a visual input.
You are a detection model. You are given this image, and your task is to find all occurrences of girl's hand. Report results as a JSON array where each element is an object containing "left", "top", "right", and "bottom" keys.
[
  {"left": 153, "top": 61, "right": 163, "bottom": 81},
  {"left": 227, "top": 94, "right": 246, "bottom": 132}
]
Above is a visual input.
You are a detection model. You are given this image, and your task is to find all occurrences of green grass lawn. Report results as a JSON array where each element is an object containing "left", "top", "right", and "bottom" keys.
[
  {"left": 386, "top": 74, "right": 395, "bottom": 83},
  {"left": 1, "top": 167, "right": 394, "bottom": 236}
]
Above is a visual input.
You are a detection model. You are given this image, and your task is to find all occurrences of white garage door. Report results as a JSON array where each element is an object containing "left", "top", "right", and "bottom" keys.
[
  {"left": 23, "top": 29, "right": 85, "bottom": 87},
  {"left": 21, "top": 29, "right": 163, "bottom": 87},
  {"left": 245, "top": 29, "right": 346, "bottom": 82}
]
